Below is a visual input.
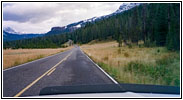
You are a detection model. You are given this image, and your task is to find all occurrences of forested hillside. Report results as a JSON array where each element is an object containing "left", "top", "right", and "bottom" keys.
[{"left": 3, "top": 3, "right": 180, "bottom": 51}]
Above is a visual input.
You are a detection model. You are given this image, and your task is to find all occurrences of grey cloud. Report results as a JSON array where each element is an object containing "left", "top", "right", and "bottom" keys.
[
  {"left": 3, "top": 2, "right": 122, "bottom": 33},
  {"left": 3, "top": 3, "right": 121, "bottom": 23},
  {"left": 3, "top": 3, "right": 59, "bottom": 23},
  {"left": 3, "top": 3, "right": 14, "bottom": 7}
]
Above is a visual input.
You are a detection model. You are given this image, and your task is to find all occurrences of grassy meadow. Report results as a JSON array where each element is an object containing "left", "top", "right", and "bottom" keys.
[
  {"left": 81, "top": 41, "right": 180, "bottom": 86},
  {"left": 3, "top": 47, "right": 73, "bottom": 70}
]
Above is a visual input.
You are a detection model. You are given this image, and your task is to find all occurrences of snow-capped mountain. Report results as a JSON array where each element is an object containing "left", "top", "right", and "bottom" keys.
[
  {"left": 114, "top": 3, "right": 140, "bottom": 14},
  {"left": 98, "top": 3, "right": 141, "bottom": 19},
  {"left": 3, "top": 27, "right": 44, "bottom": 41},
  {"left": 85, "top": 3, "right": 141, "bottom": 22},
  {"left": 46, "top": 3, "right": 141, "bottom": 35}
]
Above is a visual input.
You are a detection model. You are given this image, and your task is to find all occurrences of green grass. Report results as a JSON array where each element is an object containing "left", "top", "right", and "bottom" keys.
[
  {"left": 124, "top": 54, "right": 180, "bottom": 86},
  {"left": 96, "top": 52, "right": 180, "bottom": 86},
  {"left": 98, "top": 62, "right": 118, "bottom": 80}
]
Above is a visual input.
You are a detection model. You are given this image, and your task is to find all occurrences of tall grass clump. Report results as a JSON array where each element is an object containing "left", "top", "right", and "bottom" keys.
[
  {"left": 118, "top": 48, "right": 121, "bottom": 54},
  {"left": 14, "top": 60, "right": 21, "bottom": 66}
]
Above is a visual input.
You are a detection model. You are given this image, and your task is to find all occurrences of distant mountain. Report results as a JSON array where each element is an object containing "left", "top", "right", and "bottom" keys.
[
  {"left": 46, "top": 3, "right": 140, "bottom": 36},
  {"left": 46, "top": 20, "right": 88, "bottom": 35},
  {"left": 3, "top": 27, "right": 44, "bottom": 41},
  {"left": 3, "top": 27, "right": 18, "bottom": 34},
  {"left": 4, "top": 3, "right": 141, "bottom": 41},
  {"left": 46, "top": 21, "right": 84, "bottom": 35}
]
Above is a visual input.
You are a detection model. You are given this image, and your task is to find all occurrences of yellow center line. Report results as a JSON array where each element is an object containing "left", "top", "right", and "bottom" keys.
[
  {"left": 47, "top": 68, "right": 56, "bottom": 76},
  {"left": 14, "top": 51, "right": 73, "bottom": 97}
]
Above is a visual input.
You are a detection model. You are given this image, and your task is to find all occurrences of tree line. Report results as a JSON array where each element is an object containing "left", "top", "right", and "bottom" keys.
[{"left": 3, "top": 3, "right": 180, "bottom": 51}]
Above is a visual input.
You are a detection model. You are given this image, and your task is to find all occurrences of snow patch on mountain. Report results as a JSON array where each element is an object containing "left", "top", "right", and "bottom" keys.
[
  {"left": 115, "top": 3, "right": 140, "bottom": 14},
  {"left": 76, "top": 24, "right": 81, "bottom": 28}
]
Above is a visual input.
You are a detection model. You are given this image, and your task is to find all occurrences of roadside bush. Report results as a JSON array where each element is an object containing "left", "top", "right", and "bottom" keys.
[
  {"left": 128, "top": 44, "right": 132, "bottom": 48},
  {"left": 124, "top": 52, "right": 129, "bottom": 57}
]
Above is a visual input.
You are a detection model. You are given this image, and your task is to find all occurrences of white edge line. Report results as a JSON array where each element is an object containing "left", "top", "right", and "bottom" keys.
[
  {"left": 3, "top": 49, "right": 72, "bottom": 72},
  {"left": 80, "top": 48, "right": 118, "bottom": 84}
]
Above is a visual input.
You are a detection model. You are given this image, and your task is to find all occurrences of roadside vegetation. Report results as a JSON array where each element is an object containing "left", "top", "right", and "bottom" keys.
[
  {"left": 3, "top": 46, "right": 73, "bottom": 70},
  {"left": 81, "top": 41, "right": 180, "bottom": 86}
]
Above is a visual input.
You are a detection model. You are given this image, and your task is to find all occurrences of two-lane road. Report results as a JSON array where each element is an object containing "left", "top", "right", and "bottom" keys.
[{"left": 3, "top": 46, "right": 116, "bottom": 97}]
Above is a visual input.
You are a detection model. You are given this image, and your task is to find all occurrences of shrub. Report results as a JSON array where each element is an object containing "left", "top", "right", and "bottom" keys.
[
  {"left": 103, "top": 56, "right": 109, "bottom": 61},
  {"left": 138, "top": 44, "right": 144, "bottom": 48},
  {"left": 118, "top": 48, "right": 121, "bottom": 54},
  {"left": 128, "top": 44, "right": 132, "bottom": 48},
  {"left": 124, "top": 52, "right": 129, "bottom": 57}
]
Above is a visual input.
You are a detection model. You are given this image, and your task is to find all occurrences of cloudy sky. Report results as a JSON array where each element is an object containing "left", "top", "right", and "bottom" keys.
[{"left": 3, "top": 2, "right": 122, "bottom": 34}]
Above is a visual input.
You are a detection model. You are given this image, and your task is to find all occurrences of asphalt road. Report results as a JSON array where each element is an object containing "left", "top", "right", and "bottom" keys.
[{"left": 3, "top": 46, "right": 115, "bottom": 97}]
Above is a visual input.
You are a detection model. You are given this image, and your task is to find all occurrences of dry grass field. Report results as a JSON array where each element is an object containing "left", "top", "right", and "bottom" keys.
[
  {"left": 3, "top": 46, "right": 73, "bottom": 70},
  {"left": 81, "top": 41, "right": 180, "bottom": 86}
]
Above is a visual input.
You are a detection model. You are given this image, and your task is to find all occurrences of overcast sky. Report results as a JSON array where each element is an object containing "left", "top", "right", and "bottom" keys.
[{"left": 3, "top": 2, "right": 122, "bottom": 34}]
